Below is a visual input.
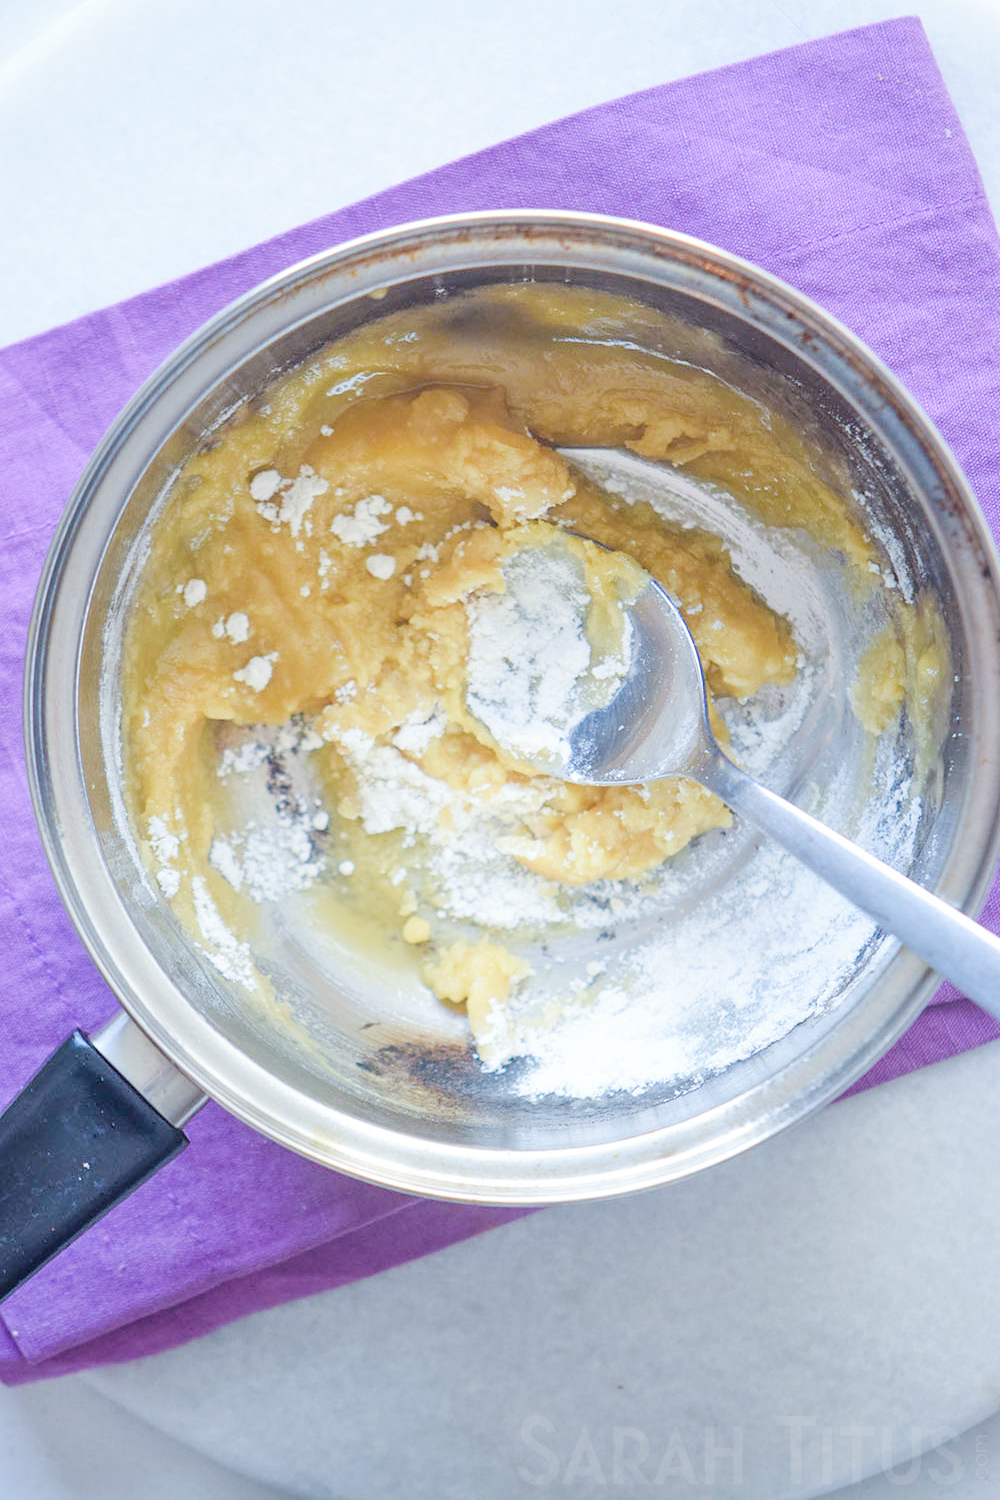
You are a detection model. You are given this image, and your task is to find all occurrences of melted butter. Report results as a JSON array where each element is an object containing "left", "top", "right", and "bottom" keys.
[{"left": 851, "top": 597, "right": 949, "bottom": 774}]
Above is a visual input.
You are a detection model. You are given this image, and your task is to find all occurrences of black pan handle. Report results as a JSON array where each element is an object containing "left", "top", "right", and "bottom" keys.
[{"left": 0, "top": 1025, "right": 199, "bottom": 1301}]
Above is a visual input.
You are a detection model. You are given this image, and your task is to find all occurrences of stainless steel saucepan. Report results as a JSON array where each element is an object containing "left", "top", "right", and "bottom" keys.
[{"left": 3, "top": 211, "right": 999, "bottom": 1300}]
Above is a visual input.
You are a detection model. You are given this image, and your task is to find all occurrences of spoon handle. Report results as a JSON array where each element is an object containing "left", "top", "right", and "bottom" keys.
[{"left": 698, "top": 746, "right": 1000, "bottom": 1020}]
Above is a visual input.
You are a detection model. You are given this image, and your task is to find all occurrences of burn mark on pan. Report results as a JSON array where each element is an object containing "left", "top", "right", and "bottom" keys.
[{"left": 357, "top": 1038, "right": 534, "bottom": 1115}]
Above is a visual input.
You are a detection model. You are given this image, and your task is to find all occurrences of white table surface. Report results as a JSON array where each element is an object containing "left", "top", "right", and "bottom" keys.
[{"left": 3, "top": 2, "right": 1000, "bottom": 1497}]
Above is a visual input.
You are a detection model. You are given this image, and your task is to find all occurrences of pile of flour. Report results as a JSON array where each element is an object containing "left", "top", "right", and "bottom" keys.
[{"left": 464, "top": 543, "right": 630, "bottom": 769}]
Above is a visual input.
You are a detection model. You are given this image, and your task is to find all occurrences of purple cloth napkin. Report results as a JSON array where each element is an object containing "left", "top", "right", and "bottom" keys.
[{"left": 1, "top": 15, "right": 999, "bottom": 1385}]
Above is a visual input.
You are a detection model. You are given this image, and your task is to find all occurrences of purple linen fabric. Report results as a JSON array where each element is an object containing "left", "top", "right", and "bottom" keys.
[{"left": 1, "top": 15, "right": 999, "bottom": 1383}]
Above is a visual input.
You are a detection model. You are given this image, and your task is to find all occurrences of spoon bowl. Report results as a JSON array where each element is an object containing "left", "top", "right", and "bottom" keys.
[{"left": 563, "top": 567, "right": 710, "bottom": 786}]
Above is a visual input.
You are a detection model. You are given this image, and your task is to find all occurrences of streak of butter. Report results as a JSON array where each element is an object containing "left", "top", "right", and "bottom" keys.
[
  {"left": 123, "top": 283, "right": 880, "bottom": 1056},
  {"left": 852, "top": 633, "right": 906, "bottom": 736},
  {"left": 850, "top": 598, "right": 949, "bottom": 775}
]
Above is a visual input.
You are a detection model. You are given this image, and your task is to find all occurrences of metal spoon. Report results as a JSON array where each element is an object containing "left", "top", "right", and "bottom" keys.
[{"left": 492, "top": 450, "right": 1000, "bottom": 1020}]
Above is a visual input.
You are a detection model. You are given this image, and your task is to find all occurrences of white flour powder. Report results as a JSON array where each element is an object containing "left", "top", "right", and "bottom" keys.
[
  {"left": 324, "top": 708, "right": 563, "bottom": 929},
  {"left": 464, "top": 544, "right": 630, "bottom": 767},
  {"left": 209, "top": 720, "right": 329, "bottom": 904},
  {"left": 191, "top": 875, "right": 259, "bottom": 990},
  {"left": 210, "top": 813, "right": 324, "bottom": 904},
  {"left": 253, "top": 466, "right": 329, "bottom": 538}
]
